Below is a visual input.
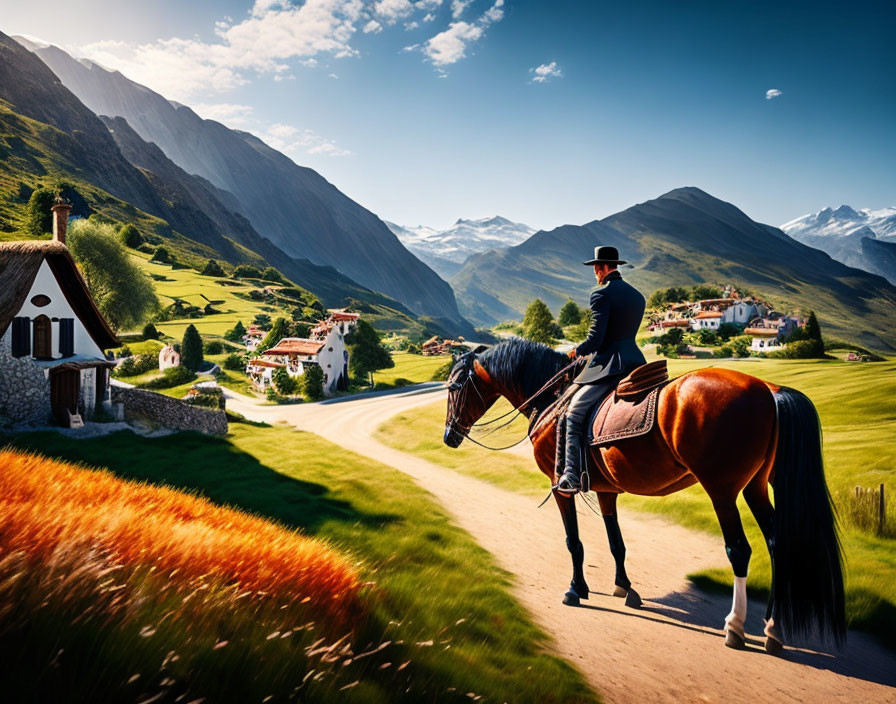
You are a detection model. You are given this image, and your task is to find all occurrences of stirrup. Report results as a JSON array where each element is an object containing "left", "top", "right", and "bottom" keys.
[{"left": 553, "top": 472, "right": 582, "bottom": 496}]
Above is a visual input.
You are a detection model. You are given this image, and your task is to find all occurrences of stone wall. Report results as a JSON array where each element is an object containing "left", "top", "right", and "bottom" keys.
[
  {"left": 0, "top": 337, "right": 52, "bottom": 428},
  {"left": 111, "top": 385, "right": 228, "bottom": 435}
]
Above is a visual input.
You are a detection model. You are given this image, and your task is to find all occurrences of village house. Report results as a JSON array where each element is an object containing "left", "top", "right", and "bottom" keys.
[
  {"left": 422, "top": 335, "right": 468, "bottom": 356},
  {"left": 721, "top": 299, "right": 769, "bottom": 326},
  {"left": 158, "top": 344, "right": 180, "bottom": 370},
  {"left": 0, "top": 201, "right": 117, "bottom": 428},
  {"left": 690, "top": 311, "right": 723, "bottom": 331},
  {"left": 243, "top": 323, "right": 266, "bottom": 351},
  {"left": 248, "top": 309, "right": 359, "bottom": 395}
]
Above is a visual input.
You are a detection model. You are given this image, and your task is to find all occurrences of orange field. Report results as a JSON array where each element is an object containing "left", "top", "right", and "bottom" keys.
[{"left": 0, "top": 448, "right": 360, "bottom": 620}]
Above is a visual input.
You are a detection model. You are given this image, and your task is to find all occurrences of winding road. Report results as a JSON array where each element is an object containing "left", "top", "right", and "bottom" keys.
[{"left": 225, "top": 385, "right": 896, "bottom": 703}]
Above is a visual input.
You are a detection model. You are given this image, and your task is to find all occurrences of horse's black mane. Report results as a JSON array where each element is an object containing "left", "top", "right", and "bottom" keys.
[{"left": 478, "top": 337, "right": 568, "bottom": 402}]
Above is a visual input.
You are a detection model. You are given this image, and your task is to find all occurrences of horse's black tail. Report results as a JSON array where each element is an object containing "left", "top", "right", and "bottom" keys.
[{"left": 771, "top": 386, "right": 846, "bottom": 647}]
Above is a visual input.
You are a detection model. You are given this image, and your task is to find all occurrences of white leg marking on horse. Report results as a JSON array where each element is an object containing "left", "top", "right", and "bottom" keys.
[{"left": 725, "top": 576, "right": 748, "bottom": 639}]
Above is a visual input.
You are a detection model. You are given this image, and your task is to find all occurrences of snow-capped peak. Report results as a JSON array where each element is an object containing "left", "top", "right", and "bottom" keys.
[
  {"left": 782, "top": 204, "right": 896, "bottom": 240},
  {"left": 387, "top": 216, "right": 535, "bottom": 264}
]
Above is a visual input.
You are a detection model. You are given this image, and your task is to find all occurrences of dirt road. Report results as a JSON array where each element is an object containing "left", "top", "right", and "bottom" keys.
[{"left": 226, "top": 387, "right": 896, "bottom": 703}]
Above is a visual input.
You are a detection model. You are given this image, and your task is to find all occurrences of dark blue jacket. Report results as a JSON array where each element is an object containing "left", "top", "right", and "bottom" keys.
[{"left": 574, "top": 271, "right": 646, "bottom": 384}]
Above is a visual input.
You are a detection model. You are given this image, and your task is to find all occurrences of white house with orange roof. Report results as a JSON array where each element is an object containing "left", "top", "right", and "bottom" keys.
[
  {"left": 690, "top": 311, "right": 723, "bottom": 331},
  {"left": 243, "top": 324, "right": 266, "bottom": 351},
  {"left": 245, "top": 358, "right": 285, "bottom": 391}
]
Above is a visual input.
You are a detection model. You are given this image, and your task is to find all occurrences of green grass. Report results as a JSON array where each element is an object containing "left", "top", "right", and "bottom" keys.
[
  {"left": 372, "top": 352, "right": 450, "bottom": 387},
  {"left": 5, "top": 424, "right": 597, "bottom": 703},
  {"left": 375, "top": 356, "right": 896, "bottom": 649}
]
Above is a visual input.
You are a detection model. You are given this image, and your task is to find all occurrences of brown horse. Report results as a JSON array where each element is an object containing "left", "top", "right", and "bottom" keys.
[{"left": 443, "top": 338, "right": 845, "bottom": 653}]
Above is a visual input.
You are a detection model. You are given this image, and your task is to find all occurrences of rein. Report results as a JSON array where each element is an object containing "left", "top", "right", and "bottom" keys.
[{"left": 447, "top": 357, "right": 581, "bottom": 451}]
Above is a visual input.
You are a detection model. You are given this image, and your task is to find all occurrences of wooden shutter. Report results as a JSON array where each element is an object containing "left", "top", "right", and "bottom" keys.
[
  {"left": 59, "top": 318, "right": 75, "bottom": 357},
  {"left": 11, "top": 317, "right": 30, "bottom": 357},
  {"left": 32, "top": 315, "right": 52, "bottom": 359}
]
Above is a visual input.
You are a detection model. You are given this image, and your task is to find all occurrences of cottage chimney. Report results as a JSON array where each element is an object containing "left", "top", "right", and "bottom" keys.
[{"left": 51, "top": 199, "right": 72, "bottom": 245}]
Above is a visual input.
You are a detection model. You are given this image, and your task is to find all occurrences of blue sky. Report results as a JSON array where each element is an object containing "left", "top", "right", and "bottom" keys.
[{"left": 6, "top": 0, "right": 895, "bottom": 230}]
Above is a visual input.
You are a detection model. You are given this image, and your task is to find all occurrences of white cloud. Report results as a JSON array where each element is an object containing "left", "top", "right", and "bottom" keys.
[
  {"left": 375, "top": 0, "right": 415, "bottom": 23},
  {"left": 405, "top": 20, "right": 420, "bottom": 30},
  {"left": 529, "top": 61, "right": 563, "bottom": 83},
  {"left": 191, "top": 102, "right": 256, "bottom": 129},
  {"left": 79, "top": 0, "right": 365, "bottom": 102},
  {"left": 420, "top": 0, "right": 503, "bottom": 67},
  {"left": 765, "top": 88, "right": 782, "bottom": 100},
  {"left": 363, "top": 18, "right": 383, "bottom": 33},
  {"left": 450, "top": 0, "right": 472, "bottom": 18},
  {"left": 422, "top": 12, "right": 436, "bottom": 22},
  {"left": 263, "top": 122, "right": 352, "bottom": 157}
]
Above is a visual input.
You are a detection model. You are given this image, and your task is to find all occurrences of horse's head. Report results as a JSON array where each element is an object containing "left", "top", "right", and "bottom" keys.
[{"left": 443, "top": 348, "right": 499, "bottom": 448}]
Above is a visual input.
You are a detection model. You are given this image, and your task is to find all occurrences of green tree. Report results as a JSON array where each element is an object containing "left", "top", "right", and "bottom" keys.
[
  {"left": 348, "top": 319, "right": 394, "bottom": 383},
  {"left": 558, "top": 299, "right": 583, "bottom": 326},
  {"left": 257, "top": 318, "right": 289, "bottom": 353},
  {"left": 24, "top": 188, "right": 55, "bottom": 236},
  {"left": 225, "top": 320, "right": 246, "bottom": 342},
  {"left": 691, "top": 284, "right": 723, "bottom": 301},
  {"left": 647, "top": 289, "right": 668, "bottom": 309},
  {"left": 261, "top": 267, "right": 288, "bottom": 284},
  {"left": 273, "top": 367, "right": 298, "bottom": 395},
  {"left": 67, "top": 219, "right": 158, "bottom": 331},
  {"left": 232, "top": 264, "right": 262, "bottom": 279},
  {"left": 805, "top": 311, "right": 822, "bottom": 342},
  {"left": 202, "top": 259, "right": 225, "bottom": 277},
  {"left": 223, "top": 352, "right": 245, "bottom": 371},
  {"left": 142, "top": 323, "right": 159, "bottom": 340},
  {"left": 717, "top": 322, "right": 740, "bottom": 341},
  {"left": 522, "top": 299, "right": 556, "bottom": 344},
  {"left": 119, "top": 224, "right": 142, "bottom": 248},
  {"left": 151, "top": 246, "right": 170, "bottom": 263},
  {"left": 302, "top": 364, "right": 325, "bottom": 400},
  {"left": 181, "top": 324, "right": 204, "bottom": 372}
]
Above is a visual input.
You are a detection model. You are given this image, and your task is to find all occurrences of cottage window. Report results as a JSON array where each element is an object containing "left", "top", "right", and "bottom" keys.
[
  {"left": 11, "top": 317, "right": 30, "bottom": 357},
  {"left": 33, "top": 315, "right": 52, "bottom": 359},
  {"left": 59, "top": 318, "right": 75, "bottom": 357},
  {"left": 30, "top": 294, "right": 51, "bottom": 307}
]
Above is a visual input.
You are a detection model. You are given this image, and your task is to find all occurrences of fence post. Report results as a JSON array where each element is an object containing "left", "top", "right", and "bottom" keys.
[{"left": 880, "top": 483, "right": 886, "bottom": 536}]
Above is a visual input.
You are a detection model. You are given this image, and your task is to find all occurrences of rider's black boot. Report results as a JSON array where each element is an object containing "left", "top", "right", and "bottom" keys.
[{"left": 556, "top": 415, "right": 583, "bottom": 494}]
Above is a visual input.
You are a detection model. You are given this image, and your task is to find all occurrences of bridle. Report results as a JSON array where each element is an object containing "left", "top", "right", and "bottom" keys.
[{"left": 445, "top": 352, "right": 581, "bottom": 451}]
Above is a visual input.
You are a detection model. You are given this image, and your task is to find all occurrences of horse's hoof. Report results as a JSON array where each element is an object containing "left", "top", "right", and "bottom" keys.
[
  {"left": 612, "top": 585, "right": 628, "bottom": 598},
  {"left": 573, "top": 583, "right": 590, "bottom": 600},
  {"left": 725, "top": 630, "right": 746, "bottom": 650},
  {"left": 562, "top": 590, "right": 580, "bottom": 606},
  {"left": 624, "top": 588, "right": 643, "bottom": 608},
  {"left": 765, "top": 636, "right": 784, "bottom": 655}
]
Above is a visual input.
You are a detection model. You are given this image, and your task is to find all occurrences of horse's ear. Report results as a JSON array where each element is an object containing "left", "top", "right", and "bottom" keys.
[
  {"left": 472, "top": 344, "right": 490, "bottom": 354},
  {"left": 473, "top": 359, "right": 493, "bottom": 384}
]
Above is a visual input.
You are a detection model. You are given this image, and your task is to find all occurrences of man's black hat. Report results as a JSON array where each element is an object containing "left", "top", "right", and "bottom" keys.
[{"left": 583, "top": 245, "right": 627, "bottom": 266}]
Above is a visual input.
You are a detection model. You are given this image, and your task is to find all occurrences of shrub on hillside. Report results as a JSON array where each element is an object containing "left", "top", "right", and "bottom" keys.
[
  {"left": 232, "top": 264, "right": 262, "bottom": 279},
  {"left": 223, "top": 352, "right": 245, "bottom": 370},
  {"left": 225, "top": 321, "right": 246, "bottom": 342},
  {"left": 558, "top": 299, "right": 583, "bottom": 326},
  {"left": 113, "top": 353, "right": 157, "bottom": 377},
  {"left": 141, "top": 365, "right": 197, "bottom": 389},
  {"left": 118, "top": 223, "right": 142, "bottom": 248},
  {"left": 273, "top": 367, "right": 298, "bottom": 396},
  {"left": 201, "top": 259, "right": 226, "bottom": 277},
  {"left": 302, "top": 364, "right": 325, "bottom": 400},
  {"left": 203, "top": 339, "right": 224, "bottom": 355},
  {"left": 770, "top": 339, "right": 826, "bottom": 359},
  {"left": 151, "top": 246, "right": 170, "bottom": 263},
  {"left": 142, "top": 322, "right": 160, "bottom": 340}
]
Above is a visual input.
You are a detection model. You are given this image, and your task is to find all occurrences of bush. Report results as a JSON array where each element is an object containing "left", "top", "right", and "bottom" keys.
[
  {"left": 713, "top": 344, "right": 735, "bottom": 358},
  {"left": 522, "top": 299, "right": 557, "bottom": 344},
  {"left": 558, "top": 299, "right": 583, "bottom": 326},
  {"left": 201, "top": 259, "right": 226, "bottom": 277},
  {"left": 141, "top": 365, "right": 197, "bottom": 389},
  {"left": 224, "top": 321, "right": 246, "bottom": 342},
  {"left": 203, "top": 340, "right": 224, "bottom": 355},
  {"left": 113, "top": 353, "right": 158, "bottom": 377},
  {"left": 118, "top": 224, "right": 142, "bottom": 248},
  {"left": 232, "top": 265, "right": 263, "bottom": 279},
  {"left": 302, "top": 364, "right": 325, "bottom": 400},
  {"left": 717, "top": 323, "right": 740, "bottom": 341},
  {"left": 273, "top": 367, "right": 298, "bottom": 396},
  {"left": 770, "top": 339, "right": 825, "bottom": 359},
  {"left": 181, "top": 324, "right": 204, "bottom": 372},
  {"left": 150, "top": 246, "right": 170, "bottom": 263},
  {"left": 223, "top": 353, "right": 245, "bottom": 371},
  {"left": 142, "top": 323, "right": 160, "bottom": 340}
]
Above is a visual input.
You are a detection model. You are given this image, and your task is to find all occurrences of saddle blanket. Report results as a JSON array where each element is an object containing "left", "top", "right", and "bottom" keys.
[{"left": 589, "top": 384, "right": 664, "bottom": 446}]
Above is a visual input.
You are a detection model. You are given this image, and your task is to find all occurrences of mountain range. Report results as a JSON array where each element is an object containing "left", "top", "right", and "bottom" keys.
[
  {"left": 450, "top": 187, "right": 896, "bottom": 352},
  {"left": 16, "top": 36, "right": 471, "bottom": 332},
  {"left": 385, "top": 216, "right": 534, "bottom": 278},
  {"left": 781, "top": 205, "right": 896, "bottom": 284}
]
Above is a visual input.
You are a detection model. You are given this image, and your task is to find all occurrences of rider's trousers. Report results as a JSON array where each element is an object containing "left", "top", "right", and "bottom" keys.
[{"left": 561, "top": 380, "right": 616, "bottom": 480}]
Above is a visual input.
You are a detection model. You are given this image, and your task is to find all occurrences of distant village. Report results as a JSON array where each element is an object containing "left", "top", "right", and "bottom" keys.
[{"left": 646, "top": 285, "right": 807, "bottom": 355}]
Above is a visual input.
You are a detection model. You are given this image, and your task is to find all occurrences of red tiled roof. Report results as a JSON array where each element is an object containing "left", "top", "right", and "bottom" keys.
[
  {"left": 744, "top": 328, "right": 778, "bottom": 336},
  {"left": 695, "top": 311, "right": 723, "bottom": 319},
  {"left": 263, "top": 338, "right": 325, "bottom": 356},
  {"left": 247, "top": 359, "right": 285, "bottom": 369},
  {"left": 329, "top": 311, "right": 359, "bottom": 321}
]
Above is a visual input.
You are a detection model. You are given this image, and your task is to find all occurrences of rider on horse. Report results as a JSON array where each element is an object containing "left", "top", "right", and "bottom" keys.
[{"left": 556, "top": 246, "right": 647, "bottom": 494}]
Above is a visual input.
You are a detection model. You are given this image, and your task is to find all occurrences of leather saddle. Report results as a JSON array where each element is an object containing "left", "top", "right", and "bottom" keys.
[{"left": 590, "top": 360, "right": 671, "bottom": 446}]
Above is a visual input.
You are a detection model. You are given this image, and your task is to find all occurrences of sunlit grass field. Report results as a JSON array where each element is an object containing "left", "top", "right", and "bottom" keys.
[
  {"left": 5, "top": 424, "right": 597, "bottom": 704},
  {"left": 375, "top": 357, "right": 896, "bottom": 649},
  {"left": 372, "top": 352, "right": 448, "bottom": 387}
]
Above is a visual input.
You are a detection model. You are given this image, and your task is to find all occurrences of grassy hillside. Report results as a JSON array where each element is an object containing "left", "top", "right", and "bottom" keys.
[
  {"left": 5, "top": 424, "right": 597, "bottom": 703},
  {"left": 375, "top": 356, "right": 896, "bottom": 649}
]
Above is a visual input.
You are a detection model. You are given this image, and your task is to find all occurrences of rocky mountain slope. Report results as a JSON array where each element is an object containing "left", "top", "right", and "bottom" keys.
[
  {"left": 781, "top": 205, "right": 896, "bottom": 284},
  {"left": 21, "top": 38, "right": 469, "bottom": 329},
  {"left": 386, "top": 215, "right": 534, "bottom": 278},
  {"left": 451, "top": 187, "right": 896, "bottom": 351}
]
